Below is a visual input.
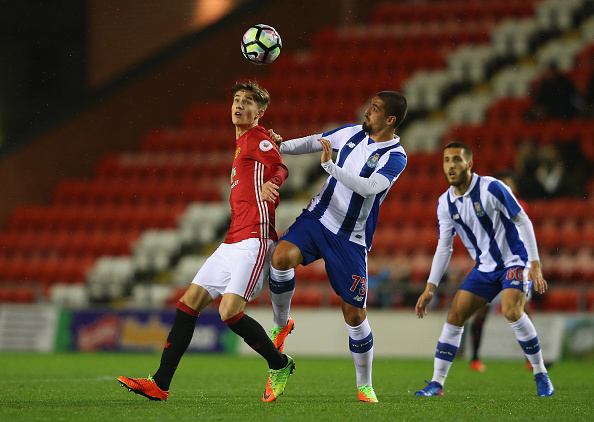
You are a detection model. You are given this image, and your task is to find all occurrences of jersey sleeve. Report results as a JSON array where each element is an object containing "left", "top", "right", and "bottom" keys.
[
  {"left": 248, "top": 137, "right": 286, "bottom": 169},
  {"left": 321, "top": 124, "right": 361, "bottom": 151},
  {"left": 486, "top": 179, "right": 522, "bottom": 219},
  {"left": 437, "top": 196, "right": 456, "bottom": 240},
  {"left": 376, "top": 151, "right": 407, "bottom": 182}
]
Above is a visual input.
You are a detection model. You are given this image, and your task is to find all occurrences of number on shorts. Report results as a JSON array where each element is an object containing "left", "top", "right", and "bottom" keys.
[
  {"left": 350, "top": 275, "right": 367, "bottom": 295},
  {"left": 506, "top": 267, "right": 523, "bottom": 281}
]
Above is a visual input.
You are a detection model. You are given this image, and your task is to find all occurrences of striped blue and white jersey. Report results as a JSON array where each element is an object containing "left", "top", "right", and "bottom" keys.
[
  {"left": 437, "top": 173, "right": 529, "bottom": 272},
  {"left": 282, "top": 124, "right": 407, "bottom": 250}
]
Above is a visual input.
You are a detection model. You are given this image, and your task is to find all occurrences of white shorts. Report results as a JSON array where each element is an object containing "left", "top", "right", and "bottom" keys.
[{"left": 191, "top": 238, "right": 275, "bottom": 302}]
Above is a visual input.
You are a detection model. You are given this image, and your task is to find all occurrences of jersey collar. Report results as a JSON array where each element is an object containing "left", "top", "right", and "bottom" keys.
[
  {"left": 448, "top": 173, "right": 479, "bottom": 202},
  {"left": 366, "top": 133, "right": 401, "bottom": 147}
]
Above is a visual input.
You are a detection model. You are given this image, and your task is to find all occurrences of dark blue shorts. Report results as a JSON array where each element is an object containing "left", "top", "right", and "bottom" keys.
[
  {"left": 280, "top": 211, "right": 368, "bottom": 308},
  {"left": 460, "top": 266, "right": 532, "bottom": 302}
]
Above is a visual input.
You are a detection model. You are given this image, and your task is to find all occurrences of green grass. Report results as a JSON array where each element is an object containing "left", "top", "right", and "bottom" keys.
[{"left": 0, "top": 353, "right": 592, "bottom": 421}]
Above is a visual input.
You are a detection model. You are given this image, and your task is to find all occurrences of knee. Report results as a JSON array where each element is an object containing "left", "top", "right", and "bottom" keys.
[
  {"left": 219, "top": 302, "right": 239, "bottom": 323},
  {"left": 446, "top": 309, "right": 466, "bottom": 327},
  {"left": 271, "top": 250, "right": 293, "bottom": 271},
  {"left": 343, "top": 307, "right": 366, "bottom": 327},
  {"left": 502, "top": 306, "right": 524, "bottom": 323}
]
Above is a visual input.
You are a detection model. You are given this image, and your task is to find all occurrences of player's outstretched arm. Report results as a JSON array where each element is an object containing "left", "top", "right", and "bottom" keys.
[
  {"left": 528, "top": 261, "right": 548, "bottom": 294},
  {"left": 415, "top": 283, "right": 437, "bottom": 319}
]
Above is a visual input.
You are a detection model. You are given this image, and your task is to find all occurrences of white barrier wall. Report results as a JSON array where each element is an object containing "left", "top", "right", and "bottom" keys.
[
  {"left": 240, "top": 309, "right": 566, "bottom": 362},
  {"left": 0, "top": 304, "right": 59, "bottom": 352},
  {"left": 0, "top": 305, "right": 578, "bottom": 360}
]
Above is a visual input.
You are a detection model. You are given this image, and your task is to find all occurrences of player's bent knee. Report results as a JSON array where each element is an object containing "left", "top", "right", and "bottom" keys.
[
  {"left": 271, "top": 242, "right": 301, "bottom": 270},
  {"left": 502, "top": 307, "right": 524, "bottom": 323}
]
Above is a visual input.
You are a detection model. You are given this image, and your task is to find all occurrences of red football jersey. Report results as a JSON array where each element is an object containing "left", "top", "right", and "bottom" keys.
[{"left": 225, "top": 125, "right": 287, "bottom": 243}]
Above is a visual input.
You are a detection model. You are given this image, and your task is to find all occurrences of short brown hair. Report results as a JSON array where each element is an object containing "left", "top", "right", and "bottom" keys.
[
  {"left": 444, "top": 141, "right": 473, "bottom": 161},
  {"left": 232, "top": 81, "right": 270, "bottom": 110}
]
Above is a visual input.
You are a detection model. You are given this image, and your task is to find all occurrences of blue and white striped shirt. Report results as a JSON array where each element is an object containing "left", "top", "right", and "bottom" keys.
[
  {"left": 282, "top": 124, "right": 407, "bottom": 250},
  {"left": 437, "top": 173, "right": 529, "bottom": 272}
]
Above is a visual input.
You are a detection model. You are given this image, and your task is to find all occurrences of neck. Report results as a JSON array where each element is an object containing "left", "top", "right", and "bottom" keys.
[
  {"left": 454, "top": 173, "right": 473, "bottom": 196},
  {"left": 236, "top": 122, "right": 257, "bottom": 139},
  {"left": 368, "top": 127, "right": 396, "bottom": 144}
]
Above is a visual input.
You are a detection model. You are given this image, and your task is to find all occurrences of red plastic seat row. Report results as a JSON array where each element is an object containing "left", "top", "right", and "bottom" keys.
[
  {"left": 379, "top": 200, "right": 439, "bottom": 228},
  {"left": 5, "top": 203, "right": 186, "bottom": 234},
  {"left": 541, "top": 287, "right": 580, "bottom": 312},
  {"left": 542, "top": 249, "right": 594, "bottom": 283},
  {"left": 527, "top": 199, "right": 593, "bottom": 224},
  {"left": 372, "top": 225, "right": 438, "bottom": 256},
  {"left": 52, "top": 179, "right": 222, "bottom": 206},
  {"left": 0, "top": 255, "right": 96, "bottom": 289},
  {"left": 485, "top": 97, "right": 533, "bottom": 123},
  {"left": 371, "top": 0, "right": 537, "bottom": 25},
  {"left": 0, "top": 229, "right": 141, "bottom": 260},
  {"left": 442, "top": 120, "right": 594, "bottom": 156},
  {"left": 95, "top": 152, "right": 232, "bottom": 182},
  {"left": 0, "top": 283, "right": 38, "bottom": 303},
  {"left": 312, "top": 21, "right": 491, "bottom": 60},
  {"left": 264, "top": 71, "right": 407, "bottom": 105},
  {"left": 141, "top": 127, "right": 235, "bottom": 152}
]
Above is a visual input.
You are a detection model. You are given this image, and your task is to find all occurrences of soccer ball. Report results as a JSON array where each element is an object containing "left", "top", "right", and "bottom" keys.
[{"left": 241, "top": 24, "right": 282, "bottom": 65}]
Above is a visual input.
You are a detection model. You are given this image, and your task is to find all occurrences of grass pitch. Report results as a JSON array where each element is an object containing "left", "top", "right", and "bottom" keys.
[{"left": 0, "top": 353, "right": 591, "bottom": 421}]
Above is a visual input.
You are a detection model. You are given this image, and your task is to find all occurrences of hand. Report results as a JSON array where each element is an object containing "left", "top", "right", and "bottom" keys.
[
  {"left": 415, "top": 284, "right": 436, "bottom": 319},
  {"left": 318, "top": 138, "right": 332, "bottom": 163},
  {"left": 528, "top": 261, "right": 548, "bottom": 294},
  {"left": 268, "top": 129, "right": 283, "bottom": 150},
  {"left": 261, "top": 181, "right": 280, "bottom": 204}
]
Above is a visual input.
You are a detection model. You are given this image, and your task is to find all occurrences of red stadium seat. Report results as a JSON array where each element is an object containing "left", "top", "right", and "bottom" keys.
[{"left": 541, "top": 288, "right": 579, "bottom": 312}]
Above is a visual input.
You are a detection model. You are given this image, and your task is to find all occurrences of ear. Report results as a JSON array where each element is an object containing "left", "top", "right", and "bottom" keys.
[
  {"left": 468, "top": 160, "right": 474, "bottom": 171},
  {"left": 257, "top": 108, "right": 266, "bottom": 119},
  {"left": 387, "top": 115, "right": 397, "bottom": 126}
]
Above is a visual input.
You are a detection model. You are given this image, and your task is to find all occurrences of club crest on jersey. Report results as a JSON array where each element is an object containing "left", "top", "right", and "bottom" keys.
[
  {"left": 235, "top": 147, "right": 241, "bottom": 158},
  {"left": 366, "top": 153, "right": 380, "bottom": 168},
  {"left": 474, "top": 201, "right": 485, "bottom": 217},
  {"left": 259, "top": 140, "right": 274, "bottom": 151}
]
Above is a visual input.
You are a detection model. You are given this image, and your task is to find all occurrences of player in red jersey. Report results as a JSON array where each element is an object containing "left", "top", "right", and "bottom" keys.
[{"left": 118, "top": 81, "right": 295, "bottom": 403}]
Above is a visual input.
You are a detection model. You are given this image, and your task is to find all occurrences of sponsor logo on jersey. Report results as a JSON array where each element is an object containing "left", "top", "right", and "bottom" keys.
[
  {"left": 453, "top": 213, "right": 460, "bottom": 220},
  {"left": 366, "top": 153, "right": 380, "bottom": 168},
  {"left": 259, "top": 140, "right": 274, "bottom": 151},
  {"left": 474, "top": 201, "right": 485, "bottom": 217},
  {"left": 347, "top": 142, "right": 356, "bottom": 148},
  {"left": 235, "top": 147, "right": 241, "bottom": 158},
  {"left": 230, "top": 167, "right": 238, "bottom": 188}
]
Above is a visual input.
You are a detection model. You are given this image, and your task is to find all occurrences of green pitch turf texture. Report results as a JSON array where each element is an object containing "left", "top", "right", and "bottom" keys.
[{"left": 0, "top": 353, "right": 591, "bottom": 421}]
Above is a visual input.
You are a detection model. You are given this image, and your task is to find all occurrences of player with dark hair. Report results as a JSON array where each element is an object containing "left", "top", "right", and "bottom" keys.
[
  {"left": 468, "top": 170, "right": 536, "bottom": 372},
  {"left": 267, "top": 91, "right": 408, "bottom": 403},
  {"left": 118, "top": 81, "right": 295, "bottom": 403},
  {"left": 414, "top": 142, "right": 554, "bottom": 397}
]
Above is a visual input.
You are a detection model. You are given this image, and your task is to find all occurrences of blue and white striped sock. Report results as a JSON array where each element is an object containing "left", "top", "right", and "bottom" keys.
[
  {"left": 510, "top": 313, "right": 546, "bottom": 374},
  {"left": 433, "top": 322, "right": 464, "bottom": 386}
]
